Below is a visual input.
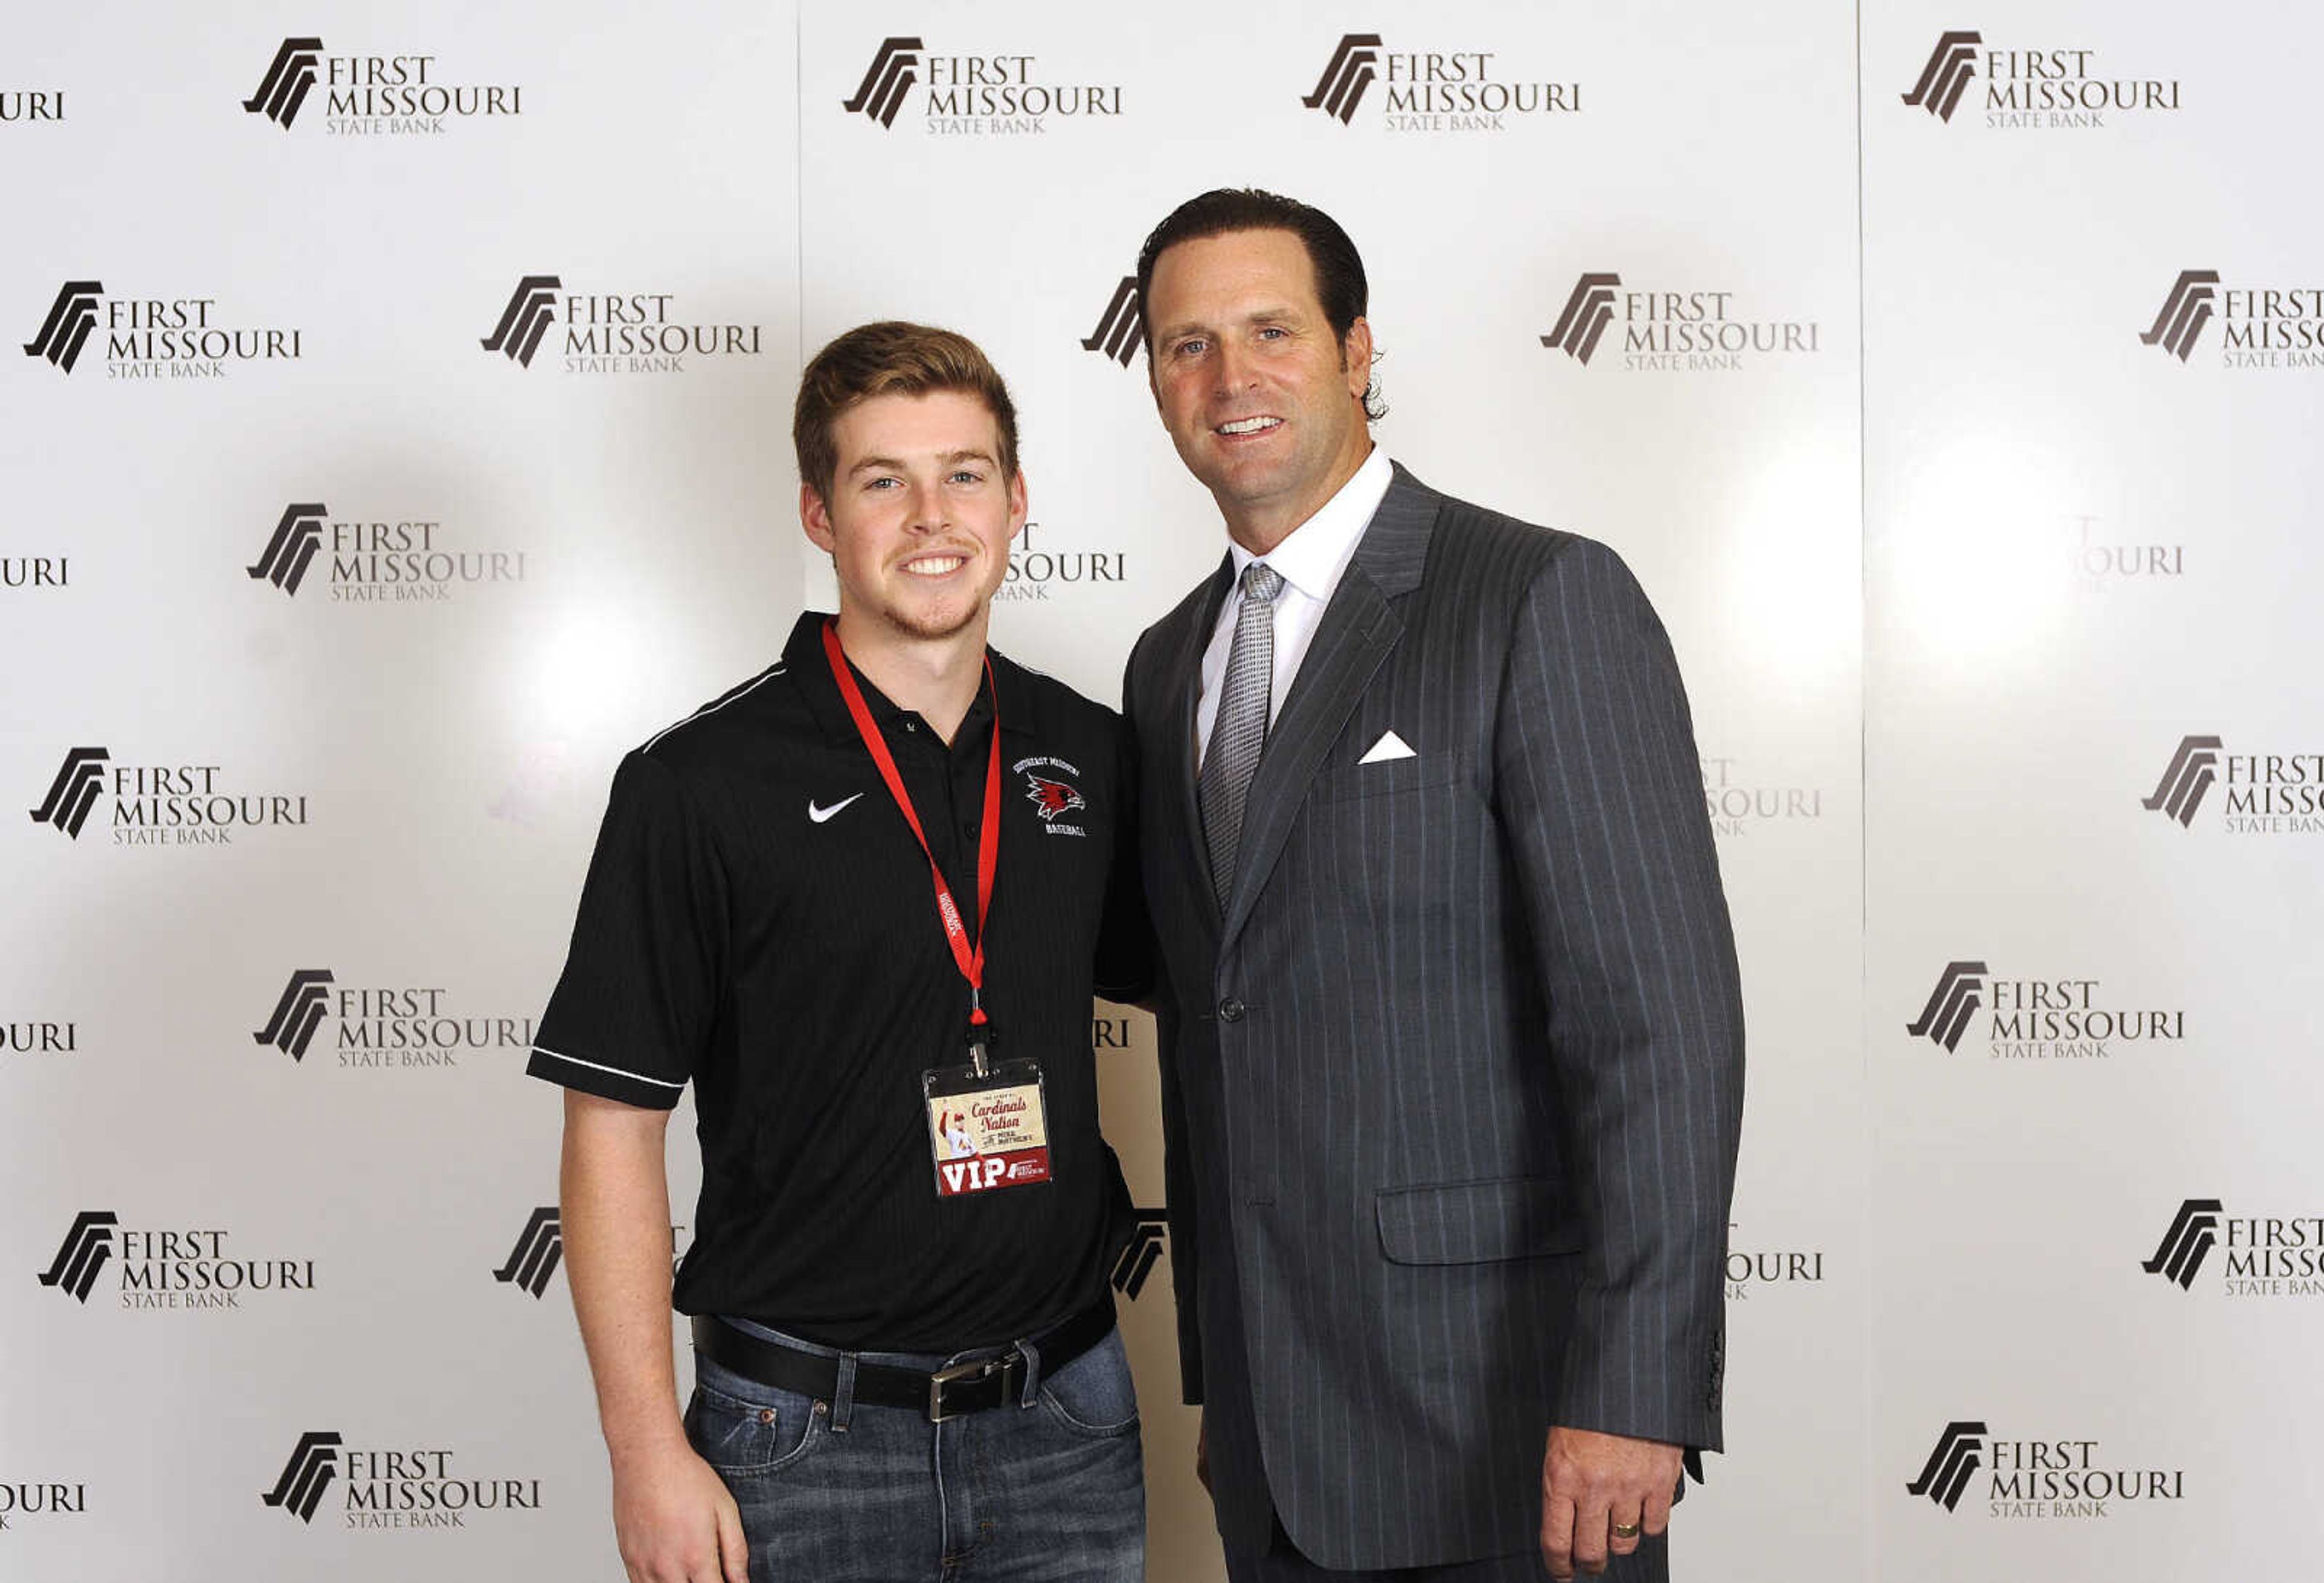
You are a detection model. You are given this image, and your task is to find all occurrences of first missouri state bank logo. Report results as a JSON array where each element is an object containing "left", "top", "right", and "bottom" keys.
[
  {"left": 248, "top": 500, "right": 527, "bottom": 602},
  {"left": 1904, "top": 961, "right": 1986, "bottom": 1052},
  {"left": 2141, "top": 1198, "right": 2324, "bottom": 1296},
  {"left": 35, "top": 1211, "right": 116, "bottom": 1303},
  {"left": 1900, "top": 31, "right": 2180, "bottom": 129},
  {"left": 263, "top": 1433, "right": 342, "bottom": 1523},
  {"left": 22, "top": 281, "right": 100, "bottom": 372},
  {"left": 1906, "top": 1421, "right": 2185, "bottom": 1519},
  {"left": 1542, "top": 274, "right": 1620, "bottom": 362},
  {"left": 255, "top": 970, "right": 335, "bottom": 1060},
  {"left": 1110, "top": 1208, "right": 1168, "bottom": 1300},
  {"left": 1905, "top": 960, "right": 2184, "bottom": 1060},
  {"left": 2141, "top": 271, "right": 2218, "bottom": 361},
  {"left": 1900, "top": 32, "right": 1981, "bottom": 122},
  {"left": 242, "top": 37, "right": 522, "bottom": 133},
  {"left": 249, "top": 504, "right": 326, "bottom": 594},
  {"left": 1543, "top": 272, "right": 1820, "bottom": 372},
  {"left": 1906, "top": 1421, "right": 1986, "bottom": 1511},
  {"left": 2142, "top": 735, "right": 2324, "bottom": 833},
  {"left": 28, "top": 747, "right": 108, "bottom": 837},
  {"left": 36, "top": 1210, "right": 315, "bottom": 1310},
  {"left": 843, "top": 38, "right": 922, "bottom": 127},
  {"left": 1300, "top": 31, "right": 1578, "bottom": 131},
  {"left": 494, "top": 1208, "right": 563, "bottom": 1299},
  {"left": 29, "top": 747, "right": 309, "bottom": 846},
  {"left": 1080, "top": 277, "right": 1143, "bottom": 368},
  {"left": 482, "top": 275, "right": 763, "bottom": 375},
  {"left": 22, "top": 281, "right": 303, "bottom": 378},
  {"left": 263, "top": 1431, "right": 540, "bottom": 1529},
  {"left": 482, "top": 277, "right": 561, "bottom": 367},
  {"left": 1303, "top": 35, "right": 1382, "bottom": 122},
  {"left": 252, "top": 968, "right": 536, "bottom": 1069},
  {"left": 841, "top": 36, "right": 1121, "bottom": 134},
  {"left": 244, "top": 39, "right": 323, "bottom": 125},
  {"left": 2141, "top": 735, "right": 2220, "bottom": 824},
  {"left": 2140, "top": 270, "right": 2324, "bottom": 370},
  {"left": 2141, "top": 1199, "right": 2222, "bottom": 1289}
]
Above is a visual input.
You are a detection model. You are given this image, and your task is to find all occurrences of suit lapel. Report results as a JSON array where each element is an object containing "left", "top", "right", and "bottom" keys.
[
  {"left": 1166, "top": 556, "right": 1234, "bottom": 928},
  {"left": 1218, "top": 465, "right": 1439, "bottom": 949}
]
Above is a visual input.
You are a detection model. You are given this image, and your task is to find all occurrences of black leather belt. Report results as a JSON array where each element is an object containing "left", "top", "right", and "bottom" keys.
[{"left": 691, "top": 1297, "right": 1115, "bottom": 1423}]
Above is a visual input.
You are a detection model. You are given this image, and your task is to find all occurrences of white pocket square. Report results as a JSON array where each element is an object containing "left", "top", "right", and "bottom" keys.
[{"left": 1357, "top": 730, "right": 1417, "bottom": 765}]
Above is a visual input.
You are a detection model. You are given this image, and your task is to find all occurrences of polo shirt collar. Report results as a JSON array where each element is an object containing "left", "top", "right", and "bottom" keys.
[{"left": 784, "top": 611, "right": 1035, "bottom": 747}]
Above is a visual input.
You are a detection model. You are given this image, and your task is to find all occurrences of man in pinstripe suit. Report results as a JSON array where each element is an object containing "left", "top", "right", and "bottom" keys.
[{"left": 1122, "top": 189, "right": 1744, "bottom": 1582}]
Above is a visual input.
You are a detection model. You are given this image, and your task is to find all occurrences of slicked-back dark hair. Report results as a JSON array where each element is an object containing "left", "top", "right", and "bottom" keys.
[{"left": 1134, "top": 188, "right": 1384, "bottom": 419}]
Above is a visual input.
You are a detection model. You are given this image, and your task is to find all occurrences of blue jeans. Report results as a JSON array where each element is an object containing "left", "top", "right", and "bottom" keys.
[{"left": 684, "top": 1322, "right": 1144, "bottom": 1582}]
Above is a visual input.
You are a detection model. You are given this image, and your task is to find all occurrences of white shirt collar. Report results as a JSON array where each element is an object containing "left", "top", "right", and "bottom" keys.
[{"left": 1226, "top": 446, "right": 1393, "bottom": 601}]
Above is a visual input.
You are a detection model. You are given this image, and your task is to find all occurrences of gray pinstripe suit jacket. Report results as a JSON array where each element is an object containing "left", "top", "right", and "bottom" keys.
[{"left": 1123, "top": 465, "right": 1744, "bottom": 1572}]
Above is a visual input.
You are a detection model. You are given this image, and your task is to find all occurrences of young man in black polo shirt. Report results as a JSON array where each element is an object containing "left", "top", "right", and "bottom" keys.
[{"left": 530, "top": 322, "right": 1148, "bottom": 1583}]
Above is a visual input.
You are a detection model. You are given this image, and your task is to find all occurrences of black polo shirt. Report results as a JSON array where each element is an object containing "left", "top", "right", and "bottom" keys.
[{"left": 528, "top": 611, "right": 1146, "bottom": 1350}]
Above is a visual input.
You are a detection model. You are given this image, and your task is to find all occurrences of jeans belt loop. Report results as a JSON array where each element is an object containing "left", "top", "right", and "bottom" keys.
[
  {"left": 830, "top": 1352, "right": 858, "bottom": 1433},
  {"left": 1014, "top": 1336, "right": 1044, "bottom": 1410}
]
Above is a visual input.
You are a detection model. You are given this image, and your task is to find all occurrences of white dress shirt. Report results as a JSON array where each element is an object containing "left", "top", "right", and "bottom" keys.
[{"left": 1195, "top": 447, "right": 1394, "bottom": 770}]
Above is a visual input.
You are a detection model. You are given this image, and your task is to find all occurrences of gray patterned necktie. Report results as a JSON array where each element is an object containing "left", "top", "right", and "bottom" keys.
[{"left": 1199, "top": 560, "right": 1284, "bottom": 910}]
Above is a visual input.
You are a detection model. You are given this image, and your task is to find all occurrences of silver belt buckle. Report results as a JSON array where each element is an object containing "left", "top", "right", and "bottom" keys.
[{"left": 927, "top": 1356, "right": 1002, "bottom": 1423}]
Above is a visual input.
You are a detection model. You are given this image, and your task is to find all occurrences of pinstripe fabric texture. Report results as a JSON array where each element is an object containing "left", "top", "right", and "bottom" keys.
[
  {"left": 1124, "top": 467, "right": 1744, "bottom": 1575},
  {"left": 1200, "top": 561, "right": 1284, "bottom": 909}
]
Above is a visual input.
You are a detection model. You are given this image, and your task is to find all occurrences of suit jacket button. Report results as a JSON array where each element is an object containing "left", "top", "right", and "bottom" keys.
[{"left": 1217, "top": 997, "right": 1245, "bottom": 1023}]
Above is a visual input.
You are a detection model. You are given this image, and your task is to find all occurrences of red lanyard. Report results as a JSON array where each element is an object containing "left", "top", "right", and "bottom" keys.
[{"left": 821, "top": 618, "right": 1002, "bottom": 1032}]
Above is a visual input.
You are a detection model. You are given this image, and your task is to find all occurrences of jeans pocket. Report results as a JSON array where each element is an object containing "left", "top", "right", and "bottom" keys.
[
  {"left": 1036, "top": 1329, "right": 1140, "bottom": 1437},
  {"left": 684, "top": 1356, "right": 824, "bottom": 1476}
]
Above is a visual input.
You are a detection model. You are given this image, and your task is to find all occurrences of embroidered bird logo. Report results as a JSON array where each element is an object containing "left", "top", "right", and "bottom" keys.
[{"left": 1025, "top": 775, "right": 1086, "bottom": 821}]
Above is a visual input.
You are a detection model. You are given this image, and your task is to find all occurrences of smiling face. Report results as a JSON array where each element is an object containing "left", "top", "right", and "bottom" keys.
[
  {"left": 1144, "top": 226, "right": 1374, "bottom": 552},
  {"left": 801, "top": 388, "right": 1026, "bottom": 649}
]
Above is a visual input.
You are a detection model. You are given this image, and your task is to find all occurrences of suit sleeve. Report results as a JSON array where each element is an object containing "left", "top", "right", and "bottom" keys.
[
  {"left": 1092, "top": 709, "right": 1155, "bottom": 1006},
  {"left": 1491, "top": 537, "right": 1744, "bottom": 1453},
  {"left": 1123, "top": 636, "right": 1205, "bottom": 1406}
]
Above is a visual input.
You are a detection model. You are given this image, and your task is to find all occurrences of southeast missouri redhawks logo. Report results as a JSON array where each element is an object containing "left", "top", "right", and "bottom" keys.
[{"left": 1025, "top": 774, "right": 1085, "bottom": 821}]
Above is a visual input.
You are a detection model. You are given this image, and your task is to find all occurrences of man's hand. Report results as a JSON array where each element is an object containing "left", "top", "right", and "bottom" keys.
[
  {"left": 1539, "top": 1426, "right": 1682, "bottom": 1579},
  {"left": 611, "top": 1434, "right": 749, "bottom": 1583}
]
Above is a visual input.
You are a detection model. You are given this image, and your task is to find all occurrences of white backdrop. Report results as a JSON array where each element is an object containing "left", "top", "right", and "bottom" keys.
[{"left": 3, "top": 2, "right": 2315, "bottom": 1579}]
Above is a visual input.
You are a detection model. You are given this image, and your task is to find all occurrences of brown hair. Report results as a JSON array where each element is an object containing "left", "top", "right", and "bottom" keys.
[{"left": 793, "top": 321, "right": 1020, "bottom": 497}]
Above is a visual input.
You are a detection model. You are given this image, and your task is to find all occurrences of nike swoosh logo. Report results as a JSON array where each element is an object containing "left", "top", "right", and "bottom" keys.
[{"left": 807, "top": 794, "right": 864, "bottom": 824}]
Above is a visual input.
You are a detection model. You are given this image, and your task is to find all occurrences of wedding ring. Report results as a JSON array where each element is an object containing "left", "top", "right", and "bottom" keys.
[{"left": 1611, "top": 1520, "right": 1642, "bottom": 1540}]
